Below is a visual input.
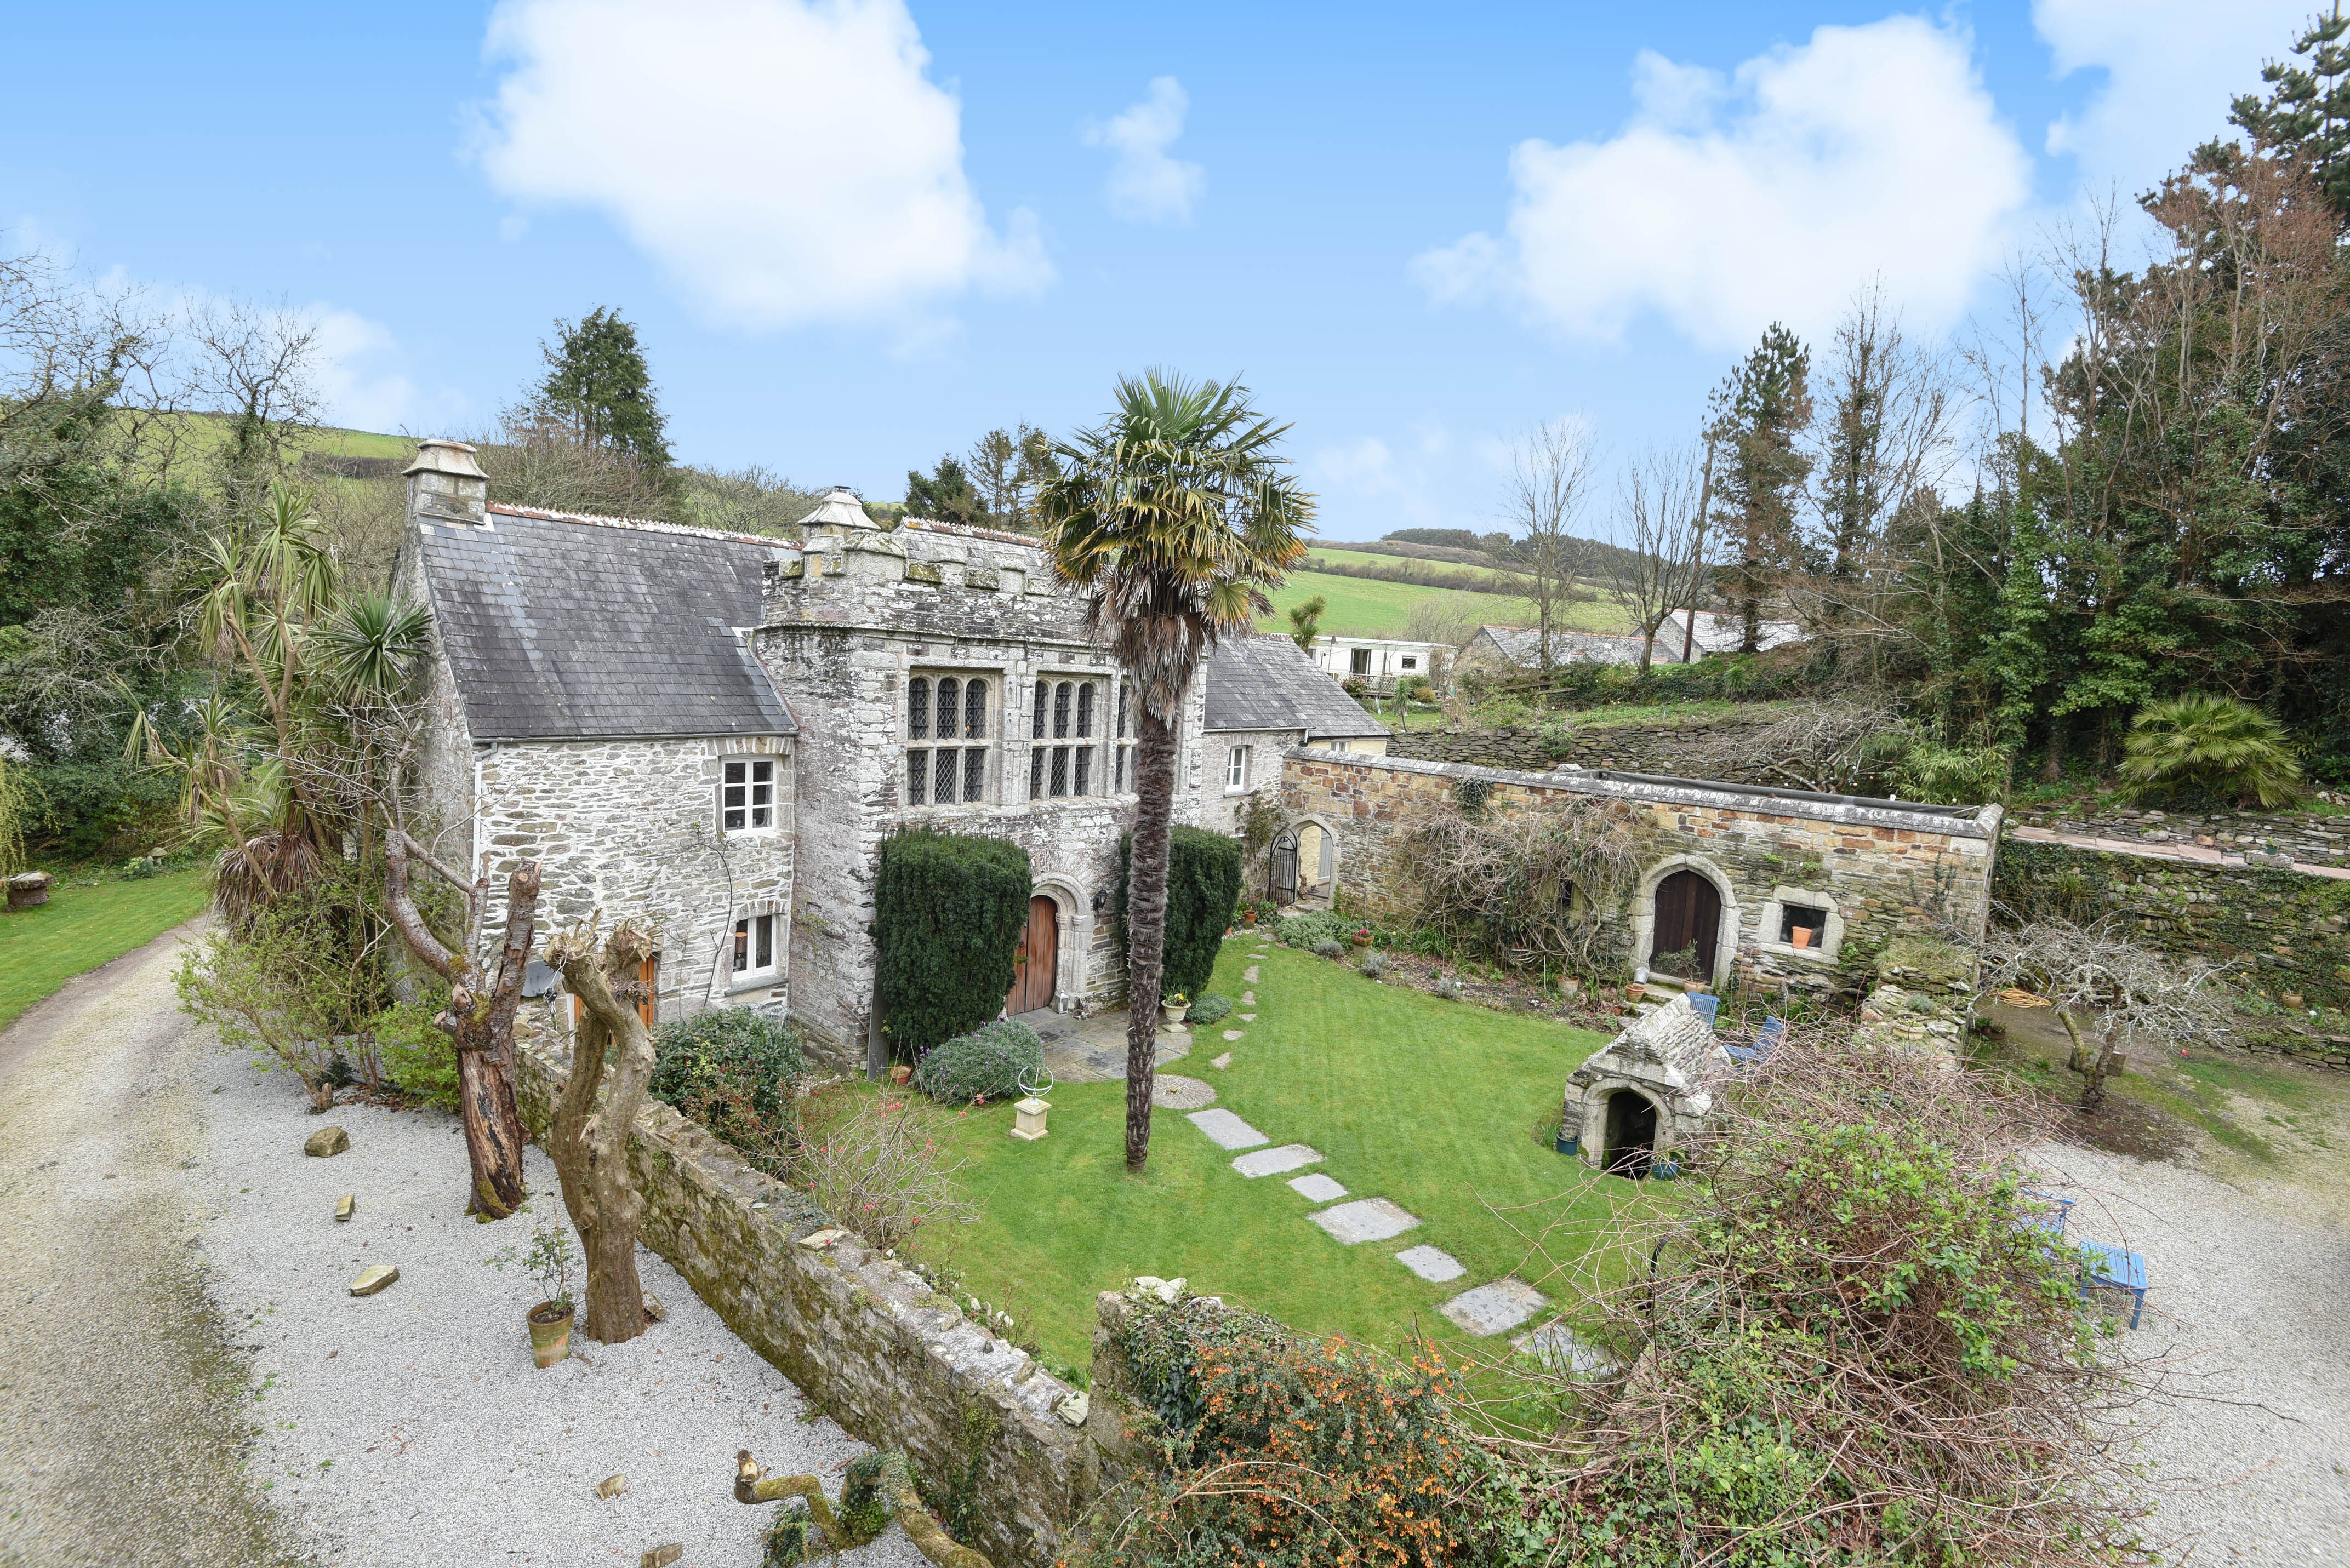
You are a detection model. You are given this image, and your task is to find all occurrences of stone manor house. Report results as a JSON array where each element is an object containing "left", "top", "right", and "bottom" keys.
[{"left": 393, "top": 439, "right": 2001, "bottom": 1081}]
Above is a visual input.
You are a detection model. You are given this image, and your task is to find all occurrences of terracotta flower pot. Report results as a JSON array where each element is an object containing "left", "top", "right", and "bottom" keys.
[
  {"left": 529, "top": 1301, "right": 574, "bottom": 1369},
  {"left": 1242, "top": 909, "right": 1258, "bottom": 927},
  {"left": 1792, "top": 926, "right": 1813, "bottom": 951},
  {"left": 1624, "top": 983, "right": 1646, "bottom": 1003}
]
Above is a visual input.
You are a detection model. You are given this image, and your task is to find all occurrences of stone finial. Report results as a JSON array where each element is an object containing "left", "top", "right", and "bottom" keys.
[
  {"left": 796, "top": 485, "right": 875, "bottom": 534},
  {"left": 404, "top": 439, "right": 489, "bottom": 528}
]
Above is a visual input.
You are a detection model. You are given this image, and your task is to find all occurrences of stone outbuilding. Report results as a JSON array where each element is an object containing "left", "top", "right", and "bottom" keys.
[{"left": 1561, "top": 994, "right": 1732, "bottom": 1176}]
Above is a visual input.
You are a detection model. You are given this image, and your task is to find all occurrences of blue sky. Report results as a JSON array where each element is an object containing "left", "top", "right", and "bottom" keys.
[{"left": 1, "top": 1, "right": 2312, "bottom": 540}]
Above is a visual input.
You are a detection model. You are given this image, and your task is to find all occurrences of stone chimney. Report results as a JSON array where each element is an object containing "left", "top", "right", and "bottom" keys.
[{"left": 403, "top": 439, "right": 489, "bottom": 527}]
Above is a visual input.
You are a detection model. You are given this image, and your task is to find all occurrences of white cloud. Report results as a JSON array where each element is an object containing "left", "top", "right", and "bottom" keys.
[
  {"left": 1083, "top": 77, "right": 1205, "bottom": 225},
  {"left": 1414, "top": 16, "right": 2032, "bottom": 348},
  {"left": 473, "top": 0, "right": 1051, "bottom": 333},
  {"left": 2035, "top": 0, "right": 2313, "bottom": 196},
  {"left": 302, "top": 306, "right": 429, "bottom": 432}
]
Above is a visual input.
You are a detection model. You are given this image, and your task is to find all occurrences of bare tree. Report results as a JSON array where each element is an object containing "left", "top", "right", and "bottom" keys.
[
  {"left": 1498, "top": 419, "right": 1596, "bottom": 677},
  {"left": 383, "top": 775, "right": 539, "bottom": 1218},
  {"left": 474, "top": 410, "right": 672, "bottom": 521},
  {"left": 1982, "top": 917, "right": 2238, "bottom": 1111},
  {"left": 180, "top": 298, "right": 323, "bottom": 512},
  {"left": 1675, "top": 695, "right": 1908, "bottom": 794},
  {"left": 543, "top": 918, "right": 660, "bottom": 1343},
  {"left": 1603, "top": 444, "right": 1710, "bottom": 671}
]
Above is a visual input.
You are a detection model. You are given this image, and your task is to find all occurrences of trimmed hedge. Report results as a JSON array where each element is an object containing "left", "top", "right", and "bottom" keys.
[
  {"left": 912, "top": 1019, "right": 1044, "bottom": 1104},
  {"left": 1116, "top": 826, "right": 1244, "bottom": 1004},
  {"left": 874, "top": 829, "right": 1033, "bottom": 1058}
]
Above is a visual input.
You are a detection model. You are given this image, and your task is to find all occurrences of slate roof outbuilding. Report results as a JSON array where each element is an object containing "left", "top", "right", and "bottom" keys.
[
  {"left": 411, "top": 505, "right": 797, "bottom": 742},
  {"left": 1201, "top": 633, "right": 1392, "bottom": 741}
]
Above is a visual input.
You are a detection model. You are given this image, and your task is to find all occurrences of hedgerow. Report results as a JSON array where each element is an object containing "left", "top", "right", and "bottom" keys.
[
  {"left": 874, "top": 829, "right": 1033, "bottom": 1058},
  {"left": 1115, "top": 826, "right": 1243, "bottom": 1002}
]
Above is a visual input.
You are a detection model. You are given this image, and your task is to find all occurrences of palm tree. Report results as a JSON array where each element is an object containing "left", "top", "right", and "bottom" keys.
[{"left": 1037, "top": 371, "right": 1312, "bottom": 1171}]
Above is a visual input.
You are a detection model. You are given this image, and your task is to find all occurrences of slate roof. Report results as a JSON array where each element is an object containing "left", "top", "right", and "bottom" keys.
[
  {"left": 410, "top": 505, "right": 797, "bottom": 742},
  {"left": 1471, "top": 626, "right": 1668, "bottom": 667},
  {"left": 1201, "top": 633, "right": 1391, "bottom": 740}
]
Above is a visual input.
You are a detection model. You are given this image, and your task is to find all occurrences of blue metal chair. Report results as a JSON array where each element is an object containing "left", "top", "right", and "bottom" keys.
[
  {"left": 2075, "top": 1239, "right": 2148, "bottom": 1329},
  {"left": 1725, "top": 1015, "right": 1785, "bottom": 1069},
  {"left": 1685, "top": 992, "right": 1720, "bottom": 1028},
  {"left": 2020, "top": 1189, "right": 2076, "bottom": 1236}
]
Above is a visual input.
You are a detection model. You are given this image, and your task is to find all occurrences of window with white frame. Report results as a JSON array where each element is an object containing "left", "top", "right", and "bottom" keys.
[
  {"left": 1114, "top": 682, "right": 1136, "bottom": 793},
  {"left": 721, "top": 757, "right": 776, "bottom": 832},
  {"left": 1029, "top": 676, "right": 1104, "bottom": 799},
  {"left": 732, "top": 911, "right": 779, "bottom": 981},
  {"left": 1401, "top": 655, "right": 1418, "bottom": 670},
  {"left": 1225, "top": 745, "right": 1250, "bottom": 793},
  {"left": 905, "top": 673, "right": 993, "bottom": 807},
  {"left": 1349, "top": 647, "right": 1371, "bottom": 674}
]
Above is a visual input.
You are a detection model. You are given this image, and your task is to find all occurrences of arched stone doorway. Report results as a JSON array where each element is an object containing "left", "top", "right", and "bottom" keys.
[
  {"left": 1602, "top": 1088, "right": 1658, "bottom": 1178},
  {"left": 1271, "top": 815, "right": 1339, "bottom": 907},
  {"left": 1650, "top": 869, "right": 1722, "bottom": 980},
  {"left": 1630, "top": 855, "right": 1741, "bottom": 987}
]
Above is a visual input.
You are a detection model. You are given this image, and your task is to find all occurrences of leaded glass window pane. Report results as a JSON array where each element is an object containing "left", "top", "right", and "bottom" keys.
[
  {"left": 1030, "top": 748, "right": 1045, "bottom": 799},
  {"left": 1053, "top": 681, "right": 1071, "bottom": 739},
  {"left": 935, "top": 748, "right": 957, "bottom": 804},
  {"left": 1074, "top": 748, "right": 1091, "bottom": 796},
  {"left": 1076, "top": 682, "right": 1094, "bottom": 738},
  {"left": 964, "top": 680, "right": 986, "bottom": 739},
  {"left": 908, "top": 678, "right": 929, "bottom": 740},
  {"left": 1050, "top": 745, "right": 1068, "bottom": 797},
  {"left": 963, "top": 747, "right": 983, "bottom": 800},
  {"left": 907, "top": 749, "right": 928, "bottom": 805},
  {"left": 936, "top": 678, "right": 959, "bottom": 742},
  {"left": 1033, "top": 680, "right": 1047, "bottom": 738}
]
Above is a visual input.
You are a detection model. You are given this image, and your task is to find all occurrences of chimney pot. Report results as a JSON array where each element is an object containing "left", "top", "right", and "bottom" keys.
[{"left": 404, "top": 439, "right": 489, "bottom": 528}]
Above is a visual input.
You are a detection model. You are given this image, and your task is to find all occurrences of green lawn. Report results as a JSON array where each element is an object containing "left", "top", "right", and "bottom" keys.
[
  {"left": 0, "top": 869, "right": 212, "bottom": 1031},
  {"left": 1259, "top": 568, "right": 1627, "bottom": 640},
  {"left": 933, "top": 942, "right": 1640, "bottom": 1371}
]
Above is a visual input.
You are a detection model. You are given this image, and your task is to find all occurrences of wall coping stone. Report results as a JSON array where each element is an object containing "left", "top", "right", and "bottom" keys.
[{"left": 1282, "top": 747, "right": 2004, "bottom": 842}]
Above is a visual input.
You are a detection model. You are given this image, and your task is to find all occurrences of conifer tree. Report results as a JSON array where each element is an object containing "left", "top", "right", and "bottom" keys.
[
  {"left": 2232, "top": 2, "right": 2350, "bottom": 222},
  {"left": 534, "top": 307, "right": 674, "bottom": 474},
  {"left": 1709, "top": 324, "right": 1813, "bottom": 653}
]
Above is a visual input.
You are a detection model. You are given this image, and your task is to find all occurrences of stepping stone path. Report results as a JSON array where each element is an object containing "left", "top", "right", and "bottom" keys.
[
  {"left": 1288, "top": 1173, "right": 1347, "bottom": 1203},
  {"left": 1222, "top": 1029, "right": 1245, "bottom": 1041},
  {"left": 1243, "top": 965, "right": 1260, "bottom": 983},
  {"left": 1210, "top": 1052, "right": 1232, "bottom": 1069},
  {"left": 1311, "top": 1198, "right": 1420, "bottom": 1244},
  {"left": 1241, "top": 991, "right": 1254, "bottom": 1004},
  {"left": 1187, "top": 1108, "right": 1269, "bottom": 1150},
  {"left": 1151, "top": 1074, "right": 1217, "bottom": 1111},
  {"left": 1232, "top": 1144, "right": 1321, "bottom": 1177},
  {"left": 1238, "top": 1013, "right": 1256, "bottom": 1022},
  {"left": 1514, "top": 1321, "right": 1622, "bottom": 1376},
  {"left": 1440, "top": 1278, "right": 1545, "bottom": 1336},
  {"left": 1395, "top": 1245, "right": 1465, "bottom": 1283}
]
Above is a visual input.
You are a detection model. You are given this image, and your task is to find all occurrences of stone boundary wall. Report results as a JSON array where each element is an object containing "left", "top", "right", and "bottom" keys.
[
  {"left": 2011, "top": 802, "right": 2350, "bottom": 871},
  {"left": 1387, "top": 717, "right": 1785, "bottom": 785},
  {"left": 1994, "top": 839, "right": 2350, "bottom": 1065},
  {"left": 508, "top": 1034, "right": 1104, "bottom": 1564}
]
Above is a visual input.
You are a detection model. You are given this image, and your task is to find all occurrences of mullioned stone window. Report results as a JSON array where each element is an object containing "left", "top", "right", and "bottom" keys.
[
  {"left": 1030, "top": 676, "right": 1104, "bottom": 800},
  {"left": 907, "top": 674, "right": 993, "bottom": 807}
]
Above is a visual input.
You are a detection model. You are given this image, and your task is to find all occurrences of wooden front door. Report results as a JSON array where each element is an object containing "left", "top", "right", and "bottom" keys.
[
  {"left": 571, "top": 953, "right": 659, "bottom": 1028},
  {"left": 1003, "top": 895, "right": 1059, "bottom": 1016},
  {"left": 1650, "top": 870, "right": 1721, "bottom": 979}
]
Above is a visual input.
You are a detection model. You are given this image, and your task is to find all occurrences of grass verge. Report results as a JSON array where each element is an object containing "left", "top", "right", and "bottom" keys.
[{"left": 0, "top": 868, "right": 211, "bottom": 1031}]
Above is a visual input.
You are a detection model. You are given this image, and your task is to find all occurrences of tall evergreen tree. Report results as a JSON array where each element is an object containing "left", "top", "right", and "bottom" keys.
[
  {"left": 534, "top": 308, "right": 674, "bottom": 473},
  {"left": 1709, "top": 324, "right": 1813, "bottom": 653},
  {"left": 965, "top": 424, "right": 1054, "bottom": 530},
  {"left": 905, "top": 455, "right": 983, "bottom": 527},
  {"left": 2232, "top": 2, "right": 2350, "bottom": 223}
]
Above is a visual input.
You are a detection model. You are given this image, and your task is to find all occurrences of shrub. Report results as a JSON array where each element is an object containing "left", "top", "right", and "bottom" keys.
[
  {"left": 174, "top": 879, "right": 394, "bottom": 1109},
  {"left": 874, "top": 830, "right": 1033, "bottom": 1059},
  {"left": 1187, "top": 992, "right": 1233, "bottom": 1026},
  {"left": 1116, "top": 826, "right": 1244, "bottom": 1003},
  {"left": 798, "top": 1094, "right": 976, "bottom": 1256},
  {"left": 1891, "top": 740, "right": 2013, "bottom": 805},
  {"left": 375, "top": 997, "right": 460, "bottom": 1110},
  {"left": 2120, "top": 692, "right": 2306, "bottom": 808},
  {"left": 1359, "top": 948, "right": 1388, "bottom": 978},
  {"left": 1273, "top": 909, "right": 1353, "bottom": 951},
  {"left": 651, "top": 1008, "right": 806, "bottom": 1170},
  {"left": 1311, "top": 938, "right": 1346, "bottom": 959},
  {"left": 1098, "top": 1295, "right": 1481, "bottom": 1567},
  {"left": 912, "top": 1020, "right": 1042, "bottom": 1105}
]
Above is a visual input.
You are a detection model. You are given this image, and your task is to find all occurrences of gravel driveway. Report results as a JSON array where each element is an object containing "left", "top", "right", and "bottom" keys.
[
  {"left": 2034, "top": 1143, "right": 2350, "bottom": 1566},
  {"left": 0, "top": 922, "right": 925, "bottom": 1567}
]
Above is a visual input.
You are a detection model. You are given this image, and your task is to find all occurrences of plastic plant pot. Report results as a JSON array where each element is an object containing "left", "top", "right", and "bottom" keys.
[{"left": 529, "top": 1301, "right": 575, "bottom": 1369}]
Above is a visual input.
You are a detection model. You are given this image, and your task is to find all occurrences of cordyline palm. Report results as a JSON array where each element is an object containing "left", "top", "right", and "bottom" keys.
[{"left": 1037, "top": 371, "right": 1311, "bottom": 1172}]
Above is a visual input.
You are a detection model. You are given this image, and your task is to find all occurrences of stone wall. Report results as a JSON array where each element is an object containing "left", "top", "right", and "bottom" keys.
[
  {"left": 1995, "top": 838, "right": 2350, "bottom": 1064},
  {"left": 472, "top": 736, "right": 796, "bottom": 1026},
  {"left": 1280, "top": 750, "right": 1999, "bottom": 994},
  {"left": 1197, "top": 728, "right": 1296, "bottom": 837},
  {"left": 2011, "top": 800, "right": 2350, "bottom": 871},
  {"left": 508, "top": 1033, "right": 1109, "bottom": 1565},
  {"left": 1388, "top": 716, "right": 1787, "bottom": 785}
]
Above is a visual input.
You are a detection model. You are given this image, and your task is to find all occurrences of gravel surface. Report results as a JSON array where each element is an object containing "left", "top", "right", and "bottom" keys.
[
  {"left": 0, "top": 922, "right": 305, "bottom": 1567},
  {"left": 2033, "top": 1143, "right": 2350, "bottom": 1566},
  {"left": 194, "top": 1025, "right": 928, "bottom": 1568}
]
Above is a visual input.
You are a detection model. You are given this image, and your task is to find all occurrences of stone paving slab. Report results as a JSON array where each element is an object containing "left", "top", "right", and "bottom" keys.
[
  {"left": 1240, "top": 991, "right": 1254, "bottom": 1004},
  {"left": 1395, "top": 1245, "right": 1465, "bottom": 1283},
  {"left": 1222, "top": 1029, "right": 1244, "bottom": 1041},
  {"left": 1027, "top": 1008, "right": 1191, "bottom": 1084},
  {"left": 1440, "top": 1278, "right": 1546, "bottom": 1336},
  {"left": 1210, "top": 1053, "right": 1231, "bottom": 1069},
  {"left": 1243, "top": 965, "right": 1260, "bottom": 983},
  {"left": 1514, "top": 1321, "right": 1621, "bottom": 1376},
  {"left": 1310, "top": 1198, "right": 1420, "bottom": 1245},
  {"left": 1151, "top": 1075, "right": 1216, "bottom": 1110},
  {"left": 1233, "top": 1143, "right": 1321, "bottom": 1177},
  {"left": 1288, "top": 1173, "right": 1347, "bottom": 1203},
  {"left": 1187, "top": 1108, "right": 1269, "bottom": 1150},
  {"left": 1237, "top": 1013, "right": 1256, "bottom": 1022}
]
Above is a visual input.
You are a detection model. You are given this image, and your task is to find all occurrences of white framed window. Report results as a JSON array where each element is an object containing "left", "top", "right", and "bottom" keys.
[
  {"left": 722, "top": 757, "right": 776, "bottom": 832},
  {"left": 1225, "top": 746, "right": 1250, "bottom": 793},
  {"left": 906, "top": 673, "right": 993, "bottom": 807},
  {"left": 732, "top": 912, "right": 779, "bottom": 981},
  {"left": 1113, "top": 681, "right": 1136, "bottom": 793},
  {"left": 1349, "top": 647, "right": 1371, "bottom": 674},
  {"left": 1401, "top": 655, "right": 1418, "bottom": 670},
  {"left": 1030, "top": 676, "right": 1104, "bottom": 800}
]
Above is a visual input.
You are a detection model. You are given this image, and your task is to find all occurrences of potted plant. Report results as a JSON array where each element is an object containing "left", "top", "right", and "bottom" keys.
[
  {"left": 490, "top": 1217, "right": 580, "bottom": 1369},
  {"left": 1351, "top": 926, "right": 1373, "bottom": 949},
  {"left": 1624, "top": 982, "right": 1646, "bottom": 1003},
  {"left": 1241, "top": 907, "right": 1258, "bottom": 928},
  {"left": 1162, "top": 992, "right": 1191, "bottom": 1025}
]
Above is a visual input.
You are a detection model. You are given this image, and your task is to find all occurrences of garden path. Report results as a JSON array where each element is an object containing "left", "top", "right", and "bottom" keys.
[
  {"left": 1024, "top": 1006, "right": 1191, "bottom": 1084},
  {"left": 1177, "top": 939, "right": 1549, "bottom": 1342}
]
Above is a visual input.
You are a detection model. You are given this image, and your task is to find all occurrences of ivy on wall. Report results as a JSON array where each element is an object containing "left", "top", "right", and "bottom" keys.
[{"left": 874, "top": 829, "right": 1033, "bottom": 1058}]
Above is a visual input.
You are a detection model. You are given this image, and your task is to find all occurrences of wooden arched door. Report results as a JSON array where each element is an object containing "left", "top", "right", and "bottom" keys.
[
  {"left": 1003, "top": 895, "right": 1059, "bottom": 1016},
  {"left": 1649, "top": 869, "right": 1721, "bottom": 980}
]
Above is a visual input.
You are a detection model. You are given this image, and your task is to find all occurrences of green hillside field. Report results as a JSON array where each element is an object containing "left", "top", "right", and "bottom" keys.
[{"left": 1260, "top": 567, "right": 1628, "bottom": 639}]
